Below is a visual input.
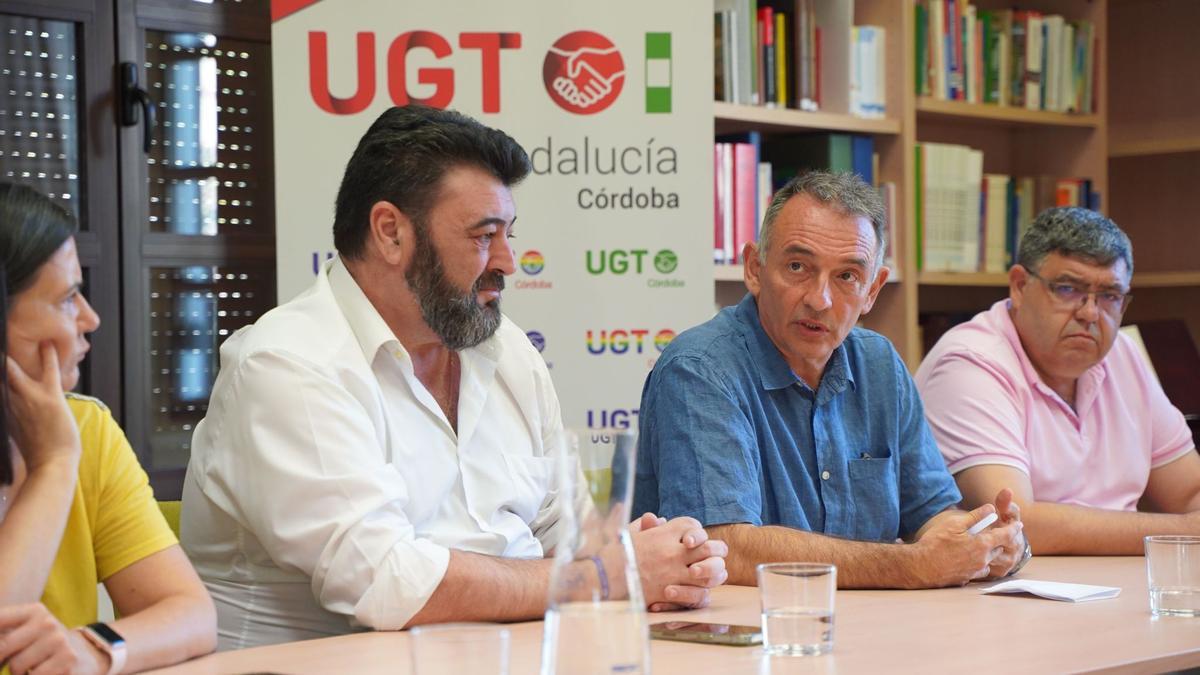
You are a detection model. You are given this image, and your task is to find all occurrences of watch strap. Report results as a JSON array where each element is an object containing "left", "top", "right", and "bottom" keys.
[
  {"left": 1006, "top": 537, "right": 1033, "bottom": 577},
  {"left": 80, "top": 622, "right": 127, "bottom": 675}
]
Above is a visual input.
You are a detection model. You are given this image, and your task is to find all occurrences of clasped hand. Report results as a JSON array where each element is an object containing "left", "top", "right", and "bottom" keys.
[{"left": 630, "top": 513, "right": 728, "bottom": 612}]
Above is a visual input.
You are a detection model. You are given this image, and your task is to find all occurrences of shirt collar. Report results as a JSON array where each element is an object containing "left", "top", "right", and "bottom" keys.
[
  {"left": 328, "top": 256, "right": 400, "bottom": 362},
  {"left": 733, "top": 293, "right": 855, "bottom": 396},
  {"left": 327, "top": 256, "right": 505, "bottom": 366}
]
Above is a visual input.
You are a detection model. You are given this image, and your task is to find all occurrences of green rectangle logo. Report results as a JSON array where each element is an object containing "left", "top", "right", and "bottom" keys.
[{"left": 645, "top": 32, "right": 671, "bottom": 113}]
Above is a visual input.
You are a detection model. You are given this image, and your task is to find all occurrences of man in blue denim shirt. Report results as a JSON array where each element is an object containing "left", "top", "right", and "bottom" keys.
[{"left": 636, "top": 171, "right": 1030, "bottom": 588}]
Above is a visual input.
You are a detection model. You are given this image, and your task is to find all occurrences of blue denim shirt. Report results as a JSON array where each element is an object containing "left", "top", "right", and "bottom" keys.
[{"left": 634, "top": 294, "right": 960, "bottom": 542}]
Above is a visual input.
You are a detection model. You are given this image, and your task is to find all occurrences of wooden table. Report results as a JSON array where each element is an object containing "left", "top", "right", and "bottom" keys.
[{"left": 148, "top": 557, "right": 1200, "bottom": 674}]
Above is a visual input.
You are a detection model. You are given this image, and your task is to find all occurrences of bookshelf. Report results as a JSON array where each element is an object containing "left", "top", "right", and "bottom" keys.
[
  {"left": 712, "top": 0, "right": 916, "bottom": 358},
  {"left": 916, "top": 97, "right": 1100, "bottom": 128},
  {"left": 1109, "top": 136, "right": 1200, "bottom": 159},
  {"left": 1107, "top": 0, "right": 1200, "bottom": 351},
  {"left": 715, "top": 102, "right": 902, "bottom": 135},
  {"left": 712, "top": 0, "right": 1116, "bottom": 367}
]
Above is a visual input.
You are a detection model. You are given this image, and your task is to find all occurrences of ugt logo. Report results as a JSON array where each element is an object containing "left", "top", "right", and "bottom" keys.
[
  {"left": 586, "top": 329, "right": 676, "bottom": 355},
  {"left": 543, "top": 31, "right": 625, "bottom": 114},
  {"left": 585, "top": 249, "right": 677, "bottom": 275}
]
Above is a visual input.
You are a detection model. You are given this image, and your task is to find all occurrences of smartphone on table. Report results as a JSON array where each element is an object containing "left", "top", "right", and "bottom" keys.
[{"left": 649, "top": 621, "right": 763, "bottom": 647}]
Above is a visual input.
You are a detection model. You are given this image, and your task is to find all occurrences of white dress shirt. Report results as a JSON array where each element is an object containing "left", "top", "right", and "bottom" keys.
[{"left": 180, "top": 257, "right": 568, "bottom": 649}]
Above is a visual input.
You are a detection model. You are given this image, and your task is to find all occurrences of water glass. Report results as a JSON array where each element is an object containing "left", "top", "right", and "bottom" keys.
[
  {"left": 540, "top": 428, "right": 650, "bottom": 675},
  {"left": 1145, "top": 535, "right": 1200, "bottom": 617},
  {"left": 757, "top": 563, "right": 836, "bottom": 656},
  {"left": 410, "top": 623, "right": 511, "bottom": 674}
]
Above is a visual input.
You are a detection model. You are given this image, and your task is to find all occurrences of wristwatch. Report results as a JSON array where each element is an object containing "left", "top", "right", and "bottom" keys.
[
  {"left": 79, "top": 622, "right": 127, "bottom": 675},
  {"left": 1006, "top": 537, "right": 1033, "bottom": 577}
]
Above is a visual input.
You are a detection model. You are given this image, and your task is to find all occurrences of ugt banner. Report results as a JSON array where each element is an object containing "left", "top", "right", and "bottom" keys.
[{"left": 271, "top": 0, "right": 712, "bottom": 429}]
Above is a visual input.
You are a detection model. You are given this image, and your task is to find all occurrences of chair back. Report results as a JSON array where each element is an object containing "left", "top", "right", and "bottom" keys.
[{"left": 158, "top": 500, "right": 182, "bottom": 539}]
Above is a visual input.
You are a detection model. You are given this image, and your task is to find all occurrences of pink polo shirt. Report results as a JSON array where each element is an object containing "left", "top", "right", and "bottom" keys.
[{"left": 915, "top": 300, "right": 1194, "bottom": 511}]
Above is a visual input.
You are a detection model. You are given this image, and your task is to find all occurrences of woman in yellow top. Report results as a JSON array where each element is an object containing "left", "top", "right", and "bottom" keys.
[{"left": 0, "top": 183, "right": 216, "bottom": 674}]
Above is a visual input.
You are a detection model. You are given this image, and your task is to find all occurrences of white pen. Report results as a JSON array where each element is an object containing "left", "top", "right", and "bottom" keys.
[{"left": 966, "top": 512, "right": 999, "bottom": 536}]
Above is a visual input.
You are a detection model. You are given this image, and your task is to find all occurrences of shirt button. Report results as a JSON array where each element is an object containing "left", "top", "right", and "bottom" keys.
[{"left": 821, "top": 470, "right": 831, "bottom": 481}]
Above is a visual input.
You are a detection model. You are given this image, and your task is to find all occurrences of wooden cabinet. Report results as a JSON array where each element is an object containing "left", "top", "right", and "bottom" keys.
[{"left": 1108, "top": 0, "right": 1200, "bottom": 351}]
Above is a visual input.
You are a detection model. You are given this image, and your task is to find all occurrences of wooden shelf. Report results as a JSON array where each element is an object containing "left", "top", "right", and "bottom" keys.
[
  {"left": 916, "top": 97, "right": 1100, "bottom": 129},
  {"left": 714, "top": 264, "right": 744, "bottom": 282},
  {"left": 1109, "top": 136, "right": 1200, "bottom": 158},
  {"left": 714, "top": 102, "right": 901, "bottom": 135},
  {"left": 1133, "top": 271, "right": 1200, "bottom": 288},
  {"left": 919, "top": 272, "right": 1009, "bottom": 287}
]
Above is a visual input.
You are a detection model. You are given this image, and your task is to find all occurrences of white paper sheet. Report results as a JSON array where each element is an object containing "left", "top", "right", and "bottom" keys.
[{"left": 980, "top": 579, "right": 1121, "bottom": 603}]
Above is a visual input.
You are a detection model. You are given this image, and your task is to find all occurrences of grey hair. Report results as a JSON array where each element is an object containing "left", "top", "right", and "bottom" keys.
[
  {"left": 1017, "top": 207, "right": 1133, "bottom": 278},
  {"left": 757, "top": 171, "right": 886, "bottom": 269}
]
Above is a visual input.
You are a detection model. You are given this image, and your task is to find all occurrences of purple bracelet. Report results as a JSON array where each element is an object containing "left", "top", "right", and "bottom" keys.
[{"left": 589, "top": 555, "right": 610, "bottom": 601}]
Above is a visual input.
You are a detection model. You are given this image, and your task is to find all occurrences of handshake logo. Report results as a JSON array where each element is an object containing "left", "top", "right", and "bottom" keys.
[{"left": 543, "top": 31, "right": 625, "bottom": 114}]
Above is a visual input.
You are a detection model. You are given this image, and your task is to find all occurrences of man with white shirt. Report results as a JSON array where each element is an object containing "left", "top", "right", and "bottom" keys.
[{"left": 180, "top": 105, "right": 727, "bottom": 649}]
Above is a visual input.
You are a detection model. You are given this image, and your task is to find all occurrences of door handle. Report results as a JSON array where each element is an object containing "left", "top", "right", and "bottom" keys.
[{"left": 119, "top": 62, "right": 156, "bottom": 154}]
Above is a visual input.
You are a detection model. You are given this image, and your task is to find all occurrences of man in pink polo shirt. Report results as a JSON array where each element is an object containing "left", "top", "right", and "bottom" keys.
[{"left": 916, "top": 207, "right": 1200, "bottom": 555}]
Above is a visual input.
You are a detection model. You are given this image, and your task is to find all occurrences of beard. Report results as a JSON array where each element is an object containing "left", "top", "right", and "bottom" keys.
[{"left": 405, "top": 223, "right": 505, "bottom": 350}]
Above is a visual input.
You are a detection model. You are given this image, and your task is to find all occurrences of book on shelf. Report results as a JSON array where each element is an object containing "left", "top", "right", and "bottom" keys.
[
  {"left": 775, "top": 11, "right": 788, "bottom": 107},
  {"left": 757, "top": 161, "right": 774, "bottom": 234},
  {"left": 915, "top": 142, "right": 1101, "bottom": 274},
  {"left": 712, "top": 131, "right": 880, "bottom": 266},
  {"left": 715, "top": 0, "right": 755, "bottom": 105},
  {"left": 914, "top": 1, "right": 1094, "bottom": 114},
  {"left": 714, "top": 143, "right": 732, "bottom": 263},
  {"left": 915, "top": 1, "right": 930, "bottom": 97},
  {"left": 733, "top": 142, "right": 759, "bottom": 263},
  {"left": 795, "top": 0, "right": 819, "bottom": 110},
  {"left": 981, "top": 174, "right": 1010, "bottom": 273},
  {"left": 760, "top": 132, "right": 874, "bottom": 186},
  {"left": 715, "top": 132, "right": 770, "bottom": 265},
  {"left": 711, "top": 0, "right": 886, "bottom": 118},
  {"left": 917, "top": 142, "right": 983, "bottom": 273},
  {"left": 850, "top": 25, "right": 887, "bottom": 118},
  {"left": 714, "top": 10, "right": 733, "bottom": 102},
  {"left": 759, "top": 6, "right": 776, "bottom": 106}
]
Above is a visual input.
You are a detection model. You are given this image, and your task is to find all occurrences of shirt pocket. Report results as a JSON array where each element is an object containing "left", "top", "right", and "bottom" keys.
[
  {"left": 498, "top": 453, "right": 555, "bottom": 523},
  {"left": 846, "top": 448, "right": 900, "bottom": 542}
]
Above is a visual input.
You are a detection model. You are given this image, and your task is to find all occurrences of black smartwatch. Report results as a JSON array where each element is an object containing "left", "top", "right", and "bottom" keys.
[{"left": 79, "top": 622, "right": 126, "bottom": 675}]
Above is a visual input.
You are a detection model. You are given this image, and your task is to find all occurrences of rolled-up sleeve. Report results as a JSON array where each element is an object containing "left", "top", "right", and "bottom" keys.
[
  {"left": 635, "top": 355, "right": 762, "bottom": 527},
  {"left": 917, "top": 351, "right": 1032, "bottom": 477},
  {"left": 198, "top": 349, "right": 449, "bottom": 630}
]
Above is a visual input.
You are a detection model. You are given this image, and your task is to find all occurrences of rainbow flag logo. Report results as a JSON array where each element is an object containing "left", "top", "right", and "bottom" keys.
[
  {"left": 653, "top": 329, "right": 676, "bottom": 352},
  {"left": 520, "top": 250, "right": 545, "bottom": 275}
]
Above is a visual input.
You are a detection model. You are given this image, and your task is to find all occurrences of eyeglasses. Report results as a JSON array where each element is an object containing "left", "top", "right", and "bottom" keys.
[{"left": 1026, "top": 269, "right": 1132, "bottom": 316}]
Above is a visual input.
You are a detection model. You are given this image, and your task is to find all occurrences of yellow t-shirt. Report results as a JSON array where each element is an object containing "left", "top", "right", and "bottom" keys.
[{"left": 39, "top": 394, "right": 178, "bottom": 628}]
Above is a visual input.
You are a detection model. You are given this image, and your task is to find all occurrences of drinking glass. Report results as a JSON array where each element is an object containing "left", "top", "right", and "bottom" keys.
[
  {"left": 540, "top": 428, "right": 650, "bottom": 674},
  {"left": 757, "top": 563, "right": 836, "bottom": 656},
  {"left": 1145, "top": 535, "right": 1200, "bottom": 617}
]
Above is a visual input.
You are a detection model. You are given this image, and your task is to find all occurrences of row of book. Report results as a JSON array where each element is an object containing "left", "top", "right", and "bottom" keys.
[
  {"left": 714, "top": 132, "right": 896, "bottom": 272},
  {"left": 915, "top": 141, "right": 1100, "bottom": 274},
  {"left": 714, "top": 0, "right": 886, "bottom": 118},
  {"left": 914, "top": 1, "right": 1097, "bottom": 114}
]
